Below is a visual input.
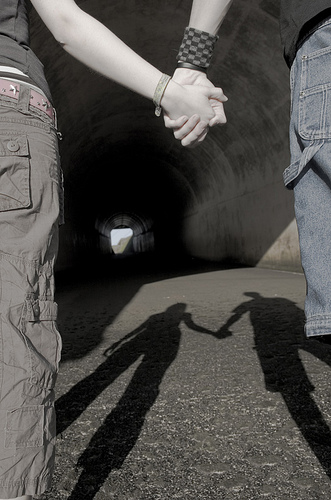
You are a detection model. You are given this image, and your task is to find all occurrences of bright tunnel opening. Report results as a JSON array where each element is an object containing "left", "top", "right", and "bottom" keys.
[
  {"left": 95, "top": 212, "right": 155, "bottom": 257},
  {"left": 111, "top": 227, "right": 133, "bottom": 254}
]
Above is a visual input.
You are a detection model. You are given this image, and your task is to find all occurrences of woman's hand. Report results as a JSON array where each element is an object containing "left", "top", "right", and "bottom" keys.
[{"left": 163, "top": 69, "right": 228, "bottom": 147}]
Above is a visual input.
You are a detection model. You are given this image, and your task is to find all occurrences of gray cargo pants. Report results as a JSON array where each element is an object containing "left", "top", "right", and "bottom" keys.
[{"left": 0, "top": 81, "right": 63, "bottom": 498}]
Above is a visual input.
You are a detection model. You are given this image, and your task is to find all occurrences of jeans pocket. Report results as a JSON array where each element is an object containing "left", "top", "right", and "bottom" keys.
[
  {"left": 299, "top": 47, "right": 331, "bottom": 140},
  {"left": 0, "top": 134, "right": 30, "bottom": 211}
]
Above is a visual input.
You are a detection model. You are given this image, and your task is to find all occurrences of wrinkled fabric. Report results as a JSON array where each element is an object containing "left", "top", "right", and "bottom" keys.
[
  {"left": 0, "top": 83, "right": 62, "bottom": 497},
  {"left": 284, "top": 17, "right": 331, "bottom": 337}
]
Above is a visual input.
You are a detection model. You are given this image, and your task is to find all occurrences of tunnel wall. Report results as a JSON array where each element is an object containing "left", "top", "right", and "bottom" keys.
[
  {"left": 172, "top": 0, "right": 301, "bottom": 271},
  {"left": 29, "top": 0, "right": 301, "bottom": 273}
]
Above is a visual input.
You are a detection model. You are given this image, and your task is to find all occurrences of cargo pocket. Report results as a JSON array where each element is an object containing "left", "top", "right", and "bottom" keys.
[
  {"left": 0, "top": 135, "right": 31, "bottom": 212},
  {"left": 299, "top": 47, "right": 331, "bottom": 140},
  {"left": 22, "top": 299, "right": 62, "bottom": 391},
  {"left": 5, "top": 405, "right": 44, "bottom": 449},
  {"left": 283, "top": 141, "right": 324, "bottom": 189},
  {"left": 8, "top": 298, "right": 62, "bottom": 396}
]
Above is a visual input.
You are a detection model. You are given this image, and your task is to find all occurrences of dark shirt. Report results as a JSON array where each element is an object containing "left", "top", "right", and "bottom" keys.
[
  {"left": 0, "top": 0, "right": 51, "bottom": 100},
  {"left": 280, "top": 1, "right": 331, "bottom": 67}
]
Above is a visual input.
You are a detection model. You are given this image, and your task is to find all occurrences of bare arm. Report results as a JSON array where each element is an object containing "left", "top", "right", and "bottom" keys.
[
  {"left": 30, "top": 0, "right": 161, "bottom": 100},
  {"left": 164, "top": 0, "right": 233, "bottom": 142},
  {"left": 29, "top": 0, "right": 226, "bottom": 132},
  {"left": 188, "top": 0, "right": 233, "bottom": 34}
]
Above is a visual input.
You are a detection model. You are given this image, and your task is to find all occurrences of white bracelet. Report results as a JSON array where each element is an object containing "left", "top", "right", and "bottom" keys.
[{"left": 153, "top": 74, "right": 171, "bottom": 117}]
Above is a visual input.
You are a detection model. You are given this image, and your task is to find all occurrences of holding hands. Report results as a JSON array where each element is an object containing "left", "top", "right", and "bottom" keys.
[
  {"left": 163, "top": 69, "right": 228, "bottom": 147},
  {"left": 161, "top": 21, "right": 230, "bottom": 148},
  {"left": 31, "top": 0, "right": 229, "bottom": 149}
]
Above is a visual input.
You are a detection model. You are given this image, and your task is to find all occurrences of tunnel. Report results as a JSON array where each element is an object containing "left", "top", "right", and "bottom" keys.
[
  {"left": 29, "top": 0, "right": 300, "bottom": 272},
  {"left": 97, "top": 212, "right": 155, "bottom": 254}
]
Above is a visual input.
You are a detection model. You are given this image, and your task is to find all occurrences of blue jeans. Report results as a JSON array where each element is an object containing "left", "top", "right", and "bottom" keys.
[{"left": 284, "top": 16, "right": 331, "bottom": 337}]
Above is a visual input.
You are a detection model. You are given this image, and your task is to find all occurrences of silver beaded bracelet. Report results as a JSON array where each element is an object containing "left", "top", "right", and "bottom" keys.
[{"left": 153, "top": 73, "right": 171, "bottom": 117}]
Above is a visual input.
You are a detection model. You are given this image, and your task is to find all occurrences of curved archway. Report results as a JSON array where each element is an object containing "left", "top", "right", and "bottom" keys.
[
  {"left": 30, "top": 0, "right": 300, "bottom": 272},
  {"left": 96, "top": 212, "right": 155, "bottom": 255}
]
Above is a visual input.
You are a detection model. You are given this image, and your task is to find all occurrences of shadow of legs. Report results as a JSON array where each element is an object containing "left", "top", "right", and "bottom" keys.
[
  {"left": 282, "top": 387, "right": 331, "bottom": 477},
  {"left": 67, "top": 370, "right": 161, "bottom": 500}
]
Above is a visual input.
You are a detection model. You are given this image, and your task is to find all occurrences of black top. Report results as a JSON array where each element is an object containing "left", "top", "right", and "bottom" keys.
[
  {"left": 0, "top": 0, "right": 51, "bottom": 100},
  {"left": 280, "top": 1, "right": 331, "bottom": 67}
]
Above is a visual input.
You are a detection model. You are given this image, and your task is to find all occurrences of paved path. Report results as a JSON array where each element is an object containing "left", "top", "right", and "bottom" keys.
[{"left": 40, "top": 258, "right": 331, "bottom": 499}]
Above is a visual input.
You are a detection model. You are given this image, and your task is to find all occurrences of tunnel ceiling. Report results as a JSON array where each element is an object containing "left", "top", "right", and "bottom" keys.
[{"left": 29, "top": 0, "right": 293, "bottom": 266}]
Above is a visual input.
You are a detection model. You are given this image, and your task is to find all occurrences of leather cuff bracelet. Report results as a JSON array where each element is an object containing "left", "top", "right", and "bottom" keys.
[{"left": 176, "top": 26, "right": 219, "bottom": 69}]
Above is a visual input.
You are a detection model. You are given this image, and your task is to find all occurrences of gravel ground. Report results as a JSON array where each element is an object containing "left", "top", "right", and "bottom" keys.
[{"left": 37, "top": 257, "right": 331, "bottom": 499}]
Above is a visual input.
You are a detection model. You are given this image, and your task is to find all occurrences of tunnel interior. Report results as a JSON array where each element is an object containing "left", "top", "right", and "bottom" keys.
[
  {"left": 97, "top": 211, "right": 154, "bottom": 255},
  {"left": 29, "top": 0, "right": 300, "bottom": 272}
]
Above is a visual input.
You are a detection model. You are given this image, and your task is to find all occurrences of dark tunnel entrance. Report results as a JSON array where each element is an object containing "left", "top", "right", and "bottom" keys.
[
  {"left": 61, "top": 138, "right": 198, "bottom": 267},
  {"left": 96, "top": 212, "right": 155, "bottom": 256},
  {"left": 30, "top": 0, "right": 301, "bottom": 273}
]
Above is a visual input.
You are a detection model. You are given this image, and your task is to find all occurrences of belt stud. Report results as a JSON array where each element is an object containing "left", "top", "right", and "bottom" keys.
[{"left": 9, "top": 85, "right": 19, "bottom": 95}]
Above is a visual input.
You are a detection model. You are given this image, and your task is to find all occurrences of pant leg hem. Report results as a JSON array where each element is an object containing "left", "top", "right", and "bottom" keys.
[{"left": 305, "top": 316, "right": 331, "bottom": 337}]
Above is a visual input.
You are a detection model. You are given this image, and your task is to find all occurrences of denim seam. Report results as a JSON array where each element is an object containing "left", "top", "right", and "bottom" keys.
[
  {"left": 306, "top": 314, "right": 331, "bottom": 320},
  {"left": 302, "top": 44, "right": 331, "bottom": 61},
  {"left": 283, "top": 140, "right": 324, "bottom": 187}
]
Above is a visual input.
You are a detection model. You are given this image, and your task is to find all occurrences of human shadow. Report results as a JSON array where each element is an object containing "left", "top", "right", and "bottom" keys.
[
  {"left": 219, "top": 292, "right": 331, "bottom": 478},
  {"left": 55, "top": 303, "right": 219, "bottom": 500},
  {"left": 55, "top": 255, "right": 232, "bottom": 363}
]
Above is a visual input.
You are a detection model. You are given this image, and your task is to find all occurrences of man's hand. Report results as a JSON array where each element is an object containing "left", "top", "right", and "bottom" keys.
[
  {"left": 164, "top": 68, "right": 227, "bottom": 147},
  {"left": 173, "top": 68, "right": 227, "bottom": 126}
]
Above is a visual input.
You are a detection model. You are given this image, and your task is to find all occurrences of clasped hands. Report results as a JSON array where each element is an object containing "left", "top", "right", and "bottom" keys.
[{"left": 163, "top": 68, "right": 228, "bottom": 148}]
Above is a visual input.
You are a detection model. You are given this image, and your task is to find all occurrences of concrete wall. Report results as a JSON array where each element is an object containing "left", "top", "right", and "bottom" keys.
[
  {"left": 175, "top": 1, "right": 301, "bottom": 271},
  {"left": 29, "top": 0, "right": 301, "bottom": 272}
]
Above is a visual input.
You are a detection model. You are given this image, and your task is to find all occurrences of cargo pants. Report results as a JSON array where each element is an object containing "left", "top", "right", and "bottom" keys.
[{"left": 0, "top": 81, "right": 62, "bottom": 497}]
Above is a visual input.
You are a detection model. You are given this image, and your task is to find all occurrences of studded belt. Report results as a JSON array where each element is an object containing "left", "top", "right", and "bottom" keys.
[{"left": 0, "top": 77, "right": 55, "bottom": 122}]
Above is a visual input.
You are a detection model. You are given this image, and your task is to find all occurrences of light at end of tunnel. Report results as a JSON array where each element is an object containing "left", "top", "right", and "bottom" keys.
[{"left": 111, "top": 227, "right": 133, "bottom": 254}]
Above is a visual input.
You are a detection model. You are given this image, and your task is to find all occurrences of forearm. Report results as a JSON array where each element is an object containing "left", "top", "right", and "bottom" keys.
[
  {"left": 188, "top": 0, "right": 233, "bottom": 35},
  {"left": 31, "top": 0, "right": 162, "bottom": 100},
  {"left": 59, "top": 18, "right": 220, "bottom": 122},
  {"left": 61, "top": 16, "right": 163, "bottom": 100}
]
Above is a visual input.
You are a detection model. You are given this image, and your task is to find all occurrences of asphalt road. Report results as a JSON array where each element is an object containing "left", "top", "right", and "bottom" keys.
[{"left": 39, "top": 256, "right": 331, "bottom": 499}]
